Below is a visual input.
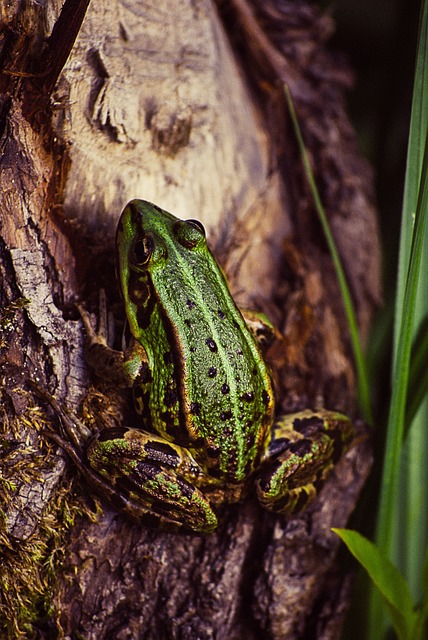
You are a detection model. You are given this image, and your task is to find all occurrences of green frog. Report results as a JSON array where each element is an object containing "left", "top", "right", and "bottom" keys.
[{"left": 36, "top": 199, "right": 354, "bottom": 534}]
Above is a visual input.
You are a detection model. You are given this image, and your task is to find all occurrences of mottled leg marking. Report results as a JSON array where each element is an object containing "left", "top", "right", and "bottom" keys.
[
  {"left": 256, "top": 410, "right": 354, "bottom": 514},
  {"left": 86, "top": 428, "right": 218, "bottom": 533}
]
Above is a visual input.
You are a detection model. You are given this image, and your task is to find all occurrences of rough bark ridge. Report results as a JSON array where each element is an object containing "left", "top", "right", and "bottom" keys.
[{"left": 0, "top": 1, "right": 378, "bottom": 638}]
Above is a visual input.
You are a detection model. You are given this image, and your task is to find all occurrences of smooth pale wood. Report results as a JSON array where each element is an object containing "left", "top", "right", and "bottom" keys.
[{"left": 59, "top": 0, "right": 290, "bottom": 304}]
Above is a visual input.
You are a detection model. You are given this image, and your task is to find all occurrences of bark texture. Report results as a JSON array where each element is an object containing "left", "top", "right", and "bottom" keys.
[{"left": 0, "top": 1, "right": 379, "bottom": 638}]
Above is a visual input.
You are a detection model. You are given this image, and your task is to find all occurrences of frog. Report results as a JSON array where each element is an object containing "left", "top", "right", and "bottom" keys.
[{"left": 35, "top": 199, "right": 354, "bottom": 534}]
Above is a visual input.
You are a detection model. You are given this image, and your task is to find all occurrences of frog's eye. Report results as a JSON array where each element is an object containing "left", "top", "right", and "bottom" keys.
[
  {"left": 173, "top": 219, "right": 206, "bottom": 250},
  {"left": 185, "top": 219, "right": 206, "bottom": 236},
  {"left": 132, "top": 235, "right": 154, "bottom": 265}
]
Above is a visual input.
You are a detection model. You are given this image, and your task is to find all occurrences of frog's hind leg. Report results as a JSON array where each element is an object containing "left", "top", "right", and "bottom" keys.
[
  {"left": 86, "top": 428, "right": 219, "bottom": 534},
  {"left": 256, "top": 410, "right": 354, "bottom": 515}
]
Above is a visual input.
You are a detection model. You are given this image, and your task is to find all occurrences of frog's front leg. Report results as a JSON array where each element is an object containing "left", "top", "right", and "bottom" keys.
[
  {"left": 77, "top": 293, "right": 148, "bottom": 386},
  {"left": 256, "top": 410, "right": 354, "bottom": 514}
]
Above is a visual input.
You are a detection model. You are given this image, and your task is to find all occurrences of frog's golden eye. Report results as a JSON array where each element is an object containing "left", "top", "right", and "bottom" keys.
[
  {"left": 133, "top": 235, "right": 154, "bottom": 265},
  {"left": 185, "top": 219, "right": 206, "bottom": 236}
]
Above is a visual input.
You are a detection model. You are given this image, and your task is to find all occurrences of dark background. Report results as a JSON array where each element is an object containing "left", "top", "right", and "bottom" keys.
[
  {"left": 333, "top": 0, "right": 419, "bottom": 293},
  {"left": 332, "top": 4, "right": 421, "bottom": 634},
  {"left": 331, "top": 0, "right": 421, "bottom": 417}
]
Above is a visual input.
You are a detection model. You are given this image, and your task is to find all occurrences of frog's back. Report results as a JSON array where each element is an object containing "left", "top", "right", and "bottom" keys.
[
  {"left": 118, "top": 201, "right": 275, "bottom": 482},
  {"left": 158, "top": 251, "right": 274, "bottom": 481}
]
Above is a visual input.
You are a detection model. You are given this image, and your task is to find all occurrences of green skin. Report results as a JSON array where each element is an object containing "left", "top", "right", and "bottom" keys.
[{"left": 40, "top": 200, "right": 354, "bottom": 534}]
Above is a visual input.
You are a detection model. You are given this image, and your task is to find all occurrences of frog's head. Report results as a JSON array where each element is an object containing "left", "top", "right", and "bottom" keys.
[{"left": 116, "top": 199, "right": 207, "bottom": 336}]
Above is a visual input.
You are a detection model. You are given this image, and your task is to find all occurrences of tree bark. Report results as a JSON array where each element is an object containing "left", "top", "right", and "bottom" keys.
[{"left": 0, "top": 1, "right": 378, "bottom": 638}]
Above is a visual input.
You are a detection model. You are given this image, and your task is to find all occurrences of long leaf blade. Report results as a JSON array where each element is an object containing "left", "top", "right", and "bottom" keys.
[{"left": 335, "top": 528, "right": 417, "bottom": 640}]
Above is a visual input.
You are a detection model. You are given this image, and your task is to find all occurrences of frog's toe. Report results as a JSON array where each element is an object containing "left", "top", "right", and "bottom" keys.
[{"left": 256, "top": 471, "right": 319, "bottom": 514}]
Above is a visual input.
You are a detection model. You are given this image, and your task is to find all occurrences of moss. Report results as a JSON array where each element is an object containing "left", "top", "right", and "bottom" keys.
[{"left": 0, "top": 396, "right": 99, "bottom": 639}]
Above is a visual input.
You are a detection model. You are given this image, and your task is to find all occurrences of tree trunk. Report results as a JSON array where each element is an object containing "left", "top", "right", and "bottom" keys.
[{"left": 0, "top": 1, "right": 379, "bottom": 638}]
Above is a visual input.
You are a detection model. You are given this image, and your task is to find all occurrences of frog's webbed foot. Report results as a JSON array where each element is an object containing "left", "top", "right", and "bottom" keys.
[
  {"left": 77, "top": 293, "right": 148, "bottom": 387},
  {"left": 256, "top": 410, "right": 354, "bottom": 514}
]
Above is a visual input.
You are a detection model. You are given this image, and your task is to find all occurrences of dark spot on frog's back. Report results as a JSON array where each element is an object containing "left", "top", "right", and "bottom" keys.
[
  {"left": 206, "top": 444, "right": 221, "bottom": 458},
  {"left": 164, "top": 388, "right": 178, "bottom": 407},
  {"left": 208, "top": 367, "right": 217, "bottom": 378},
  {"left": 226, "top": 449, "right": 238, "bottom": 473},
  {"left": 133, "top": 460, "right": 161, "bottom": 483},
  {"left": 241, "top": 391, "right": 254, "bottom": 402},
  {"left": 190, "top": 402, "right": 201, "bottom": 415},
  {"left": 128, "top": 275, "right": 156, "bottom": 330},
  {"left": 163, "top": 350, "right": 174, "bottom": 364},
  {"left": 205, "top": 338, "right": 217, "bottom": 353}
]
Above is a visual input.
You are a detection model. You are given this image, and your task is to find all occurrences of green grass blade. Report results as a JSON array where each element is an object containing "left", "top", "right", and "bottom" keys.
[
  {"left": 377, "top": 126, "right": 428, "bottom": 532},
  {"left": 413, "top": 544, "right": 428, "bottom": 638},
  {"left": 334, "top": 528, "right": 418, "bottom": 640},
  {"left": 422, "top": 544, "right": 428, "bottom": 600},
  {"left": 406, "top": 314, "right": 428, "bottom": 425},
  {"left": 370, "top": 0, "right": 428, "bottom": 634},
  {"left": 394, "top": 5, "right": 428, "bottom": 342},
  {"left": 284, "top": 84, "right": 372, "bottom": 425},
  {"left": 371, "top": 126, "right": 428, "bottom": 638}
]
